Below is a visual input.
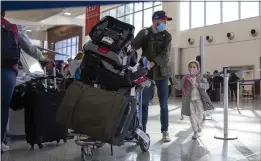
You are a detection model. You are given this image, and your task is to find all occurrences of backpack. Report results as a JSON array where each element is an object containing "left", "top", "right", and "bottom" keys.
[{"left": 1, "top": 22, "right": 20, "bottom": 66}]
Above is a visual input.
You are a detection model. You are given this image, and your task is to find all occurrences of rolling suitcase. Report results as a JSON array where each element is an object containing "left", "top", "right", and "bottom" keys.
[
  {"left": 56, "top": 81, "right": 136, "bottom": 146},
  {"left": 24, "top": 66, "right": 67, "bottom": 148}
]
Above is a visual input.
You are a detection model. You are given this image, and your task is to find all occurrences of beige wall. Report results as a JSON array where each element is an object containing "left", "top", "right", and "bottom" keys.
[{"left": 178, "top": 16, "right": 261, "bottom": 78}]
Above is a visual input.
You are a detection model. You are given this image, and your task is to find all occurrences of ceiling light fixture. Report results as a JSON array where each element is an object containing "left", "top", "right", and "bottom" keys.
[
  {"left": 26, "top": 29, "right": 32, "bottom": 32},
  {"left": 64, "top": 12, "right": 71, "bottom": 16}
]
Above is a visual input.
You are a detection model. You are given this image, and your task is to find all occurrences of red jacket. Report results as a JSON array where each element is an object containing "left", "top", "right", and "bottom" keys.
[{"left": 1, "top": 17, "right": 19, "bottom": 72}]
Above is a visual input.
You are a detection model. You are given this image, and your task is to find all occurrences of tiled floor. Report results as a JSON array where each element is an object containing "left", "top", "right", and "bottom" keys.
[{"left": 2, "top": 98, "right": 261, "bottom": 161}]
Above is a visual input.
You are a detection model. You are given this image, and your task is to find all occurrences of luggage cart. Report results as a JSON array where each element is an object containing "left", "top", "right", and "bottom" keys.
[{"left": 74, "top": 77, "right": 151, "bottom": 161}]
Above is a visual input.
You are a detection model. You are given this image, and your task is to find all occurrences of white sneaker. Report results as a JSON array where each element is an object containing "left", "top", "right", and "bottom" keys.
[
  {"left": 192, "top": 132, "right": 199, "bottom": 140},
  {"left": 162, "top": 131, "right": 171, "bottom": 142},
  {"left": 2, "top": 143, "right": 10, "bottom": 152}
]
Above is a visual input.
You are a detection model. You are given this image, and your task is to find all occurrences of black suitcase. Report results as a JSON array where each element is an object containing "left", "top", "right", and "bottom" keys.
[{"left": 24, "top": 67, "right": 67, "bottom": 148}]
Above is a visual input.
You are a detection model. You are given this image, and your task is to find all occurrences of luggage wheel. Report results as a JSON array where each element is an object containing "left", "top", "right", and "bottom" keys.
[
  {"left": 56, "top": 139, "right": 61, "bottom": 144},
  {"left": 81, "top": 146, "right": 93, "bottom": 161},
  {"left": 38, "top": 143, "right": 43, "bottom": 149},
  {"left": 139, "top": 133, "right": 150, "bottom": 152}
]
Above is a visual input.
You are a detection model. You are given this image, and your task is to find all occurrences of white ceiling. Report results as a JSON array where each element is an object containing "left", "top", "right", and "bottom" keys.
[
  {"left": 4, "top": 5, "right": 121, "bottom": 40},
  {"left": 5, "top": 7, "right": 87, "bottom": 32}
]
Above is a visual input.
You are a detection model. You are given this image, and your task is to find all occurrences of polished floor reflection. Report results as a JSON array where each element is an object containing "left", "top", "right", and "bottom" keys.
[{"left": 2, "top": 98, "right": 260, "bottom": 161}]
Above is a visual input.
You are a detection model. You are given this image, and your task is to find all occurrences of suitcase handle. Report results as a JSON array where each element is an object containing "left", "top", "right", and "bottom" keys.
[{"left": 43, "top": 63, "right": 57, "bottom": 89}]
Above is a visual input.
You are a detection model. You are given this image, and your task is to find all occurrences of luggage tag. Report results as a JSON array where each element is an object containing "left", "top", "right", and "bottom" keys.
[
  {"left": 135, "top": 128, "right": 149, "bottom": 144},
  {"left": 130, "top": 87, "right": 135, "bottom": 96}
]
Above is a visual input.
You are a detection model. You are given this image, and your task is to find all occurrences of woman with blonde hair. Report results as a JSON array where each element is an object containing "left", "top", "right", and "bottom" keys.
[{"left": 66, "top": 51, "right": 84, "bottom": 78}]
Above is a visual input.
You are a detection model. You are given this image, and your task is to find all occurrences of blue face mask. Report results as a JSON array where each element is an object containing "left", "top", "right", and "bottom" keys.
[{"left": 157, "top": 23, "right": 166, "bottom": 32}]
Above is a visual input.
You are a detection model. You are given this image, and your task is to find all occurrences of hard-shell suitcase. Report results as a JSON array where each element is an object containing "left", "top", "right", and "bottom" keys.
[
  {"left": 56, "top": 81, "right": 136, "bottom": 146},
  {"left": 24, "top": 66, "right": 67, "bottom": 148}
]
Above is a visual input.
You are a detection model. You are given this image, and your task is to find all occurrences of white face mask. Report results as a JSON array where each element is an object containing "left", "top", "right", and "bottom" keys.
[{"left": 188, "top": 68, "right": 199, "bottom": 75}]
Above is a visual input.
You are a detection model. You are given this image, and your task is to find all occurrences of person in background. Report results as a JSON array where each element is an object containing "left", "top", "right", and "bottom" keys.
[
  {"left": 229, "top": 73, "right": 240, "bottom": 101},
  {"left": 212, "top": 70, "right": 223, "bottom": 102},
  {"left": 174, "top": 60, "right": 214, "bottom": 140},
  {"left": 66, "top": 52, "right": 84, "bottom": 78},
  {"left": 1, "top": 11, "right": 53, "bottom": 153},
  {"left": 134, "top": 10, "right": 172, "bottom": 142}
]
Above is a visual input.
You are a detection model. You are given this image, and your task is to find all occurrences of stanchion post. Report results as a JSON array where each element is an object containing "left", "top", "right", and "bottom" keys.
[{"left": 215, "top": 67, "right": 238, "bottom": 140}]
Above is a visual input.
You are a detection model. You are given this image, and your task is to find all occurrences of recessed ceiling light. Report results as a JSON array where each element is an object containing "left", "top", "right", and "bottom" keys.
[
  {"left": 26, "top": 29, "right": 32, "bottom": 32},
  {"left": 64, "top": 12, "right": 71, "bottom": 16}
]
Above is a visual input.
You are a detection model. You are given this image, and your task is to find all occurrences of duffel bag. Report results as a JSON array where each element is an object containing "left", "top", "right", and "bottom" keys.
[{"left": 56, "top": 81, "right": 129, "bottom": 143}]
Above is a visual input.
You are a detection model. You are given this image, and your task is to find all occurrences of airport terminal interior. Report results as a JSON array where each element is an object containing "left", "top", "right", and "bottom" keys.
[{"left": 1, "top": 1, "right": 261, "bottom": 161}]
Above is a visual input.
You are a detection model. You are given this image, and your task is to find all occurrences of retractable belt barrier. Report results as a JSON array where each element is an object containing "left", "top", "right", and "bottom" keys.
[{"left": 213, "top": 67, "right": 261, "bottom": 141}]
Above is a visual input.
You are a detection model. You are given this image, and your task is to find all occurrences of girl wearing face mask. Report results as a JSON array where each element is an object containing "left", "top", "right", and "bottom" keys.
[{"left": 174, "top": 60, "right": 214, "bottom": 140}]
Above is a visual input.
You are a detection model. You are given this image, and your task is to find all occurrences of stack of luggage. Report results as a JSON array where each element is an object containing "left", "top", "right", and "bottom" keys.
[
  {"left": 10, "top": 61, "right": 68, "bottom": 148},
  {"left": 56, "top": 16, "right": 148, "bottom": 146}
]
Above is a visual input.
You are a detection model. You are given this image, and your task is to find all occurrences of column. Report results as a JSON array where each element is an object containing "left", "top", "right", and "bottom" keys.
[
  {"left": 163, "top": 2, "right": 181, "bottom": 76},
  {"left": 163, "top": 2, "right": 181, "bottom": 97}
]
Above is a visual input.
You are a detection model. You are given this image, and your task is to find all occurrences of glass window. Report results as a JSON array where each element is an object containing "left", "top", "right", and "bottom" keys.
[
  {"left": 134, "top": 2, "right": 143, "bottom": 12},
  {"left": 55, "top": 42, "right": 59, "bottom": 50},
  {"left": 44, "top": 41, "right": 48, "bottom": 49},
  {"left": 180, "top": 1, "right": 190, "bottom": 31},
  {"left": 118, "top": 17, "right": 124, "bottom": 22},
  {"left": 76, "top": 45, "right": 79, "bottom": 53},
  {"left": 66, "top": 39, "right": 71, "bottom": 47},
  {"left": 117, "top": 5, "right": 125, "bottom": 18},
  {"left": 240, "top": 1, "right": 259, "bottom": 19},
  {"left": 143, "top": 8, "right": 153, "bottom": 28},
  {"left": 134, "top": 11, "right": 143, "bottom": 36},
  {"left": 125, "top": 14, "right": 133, "bottom": 25},
  {"left": 191, "top": 1, "right": 205, "bottom": 28},
  {"left": 154, "top": 5, "right": 162, "bottom": 12},
  {"left": 144, "top": 2, "right": 153, "bottom": 9},
  {"left": 154, "top": 2, "right": 162, "bottom": 6},
  {"left": 126, "top": 3, "right": 133, "bottom": 14},
  {"left": 222, "top": 0, "right": 239, "bottom": 23},
  {"left": 206, "top": 1, "right": 221, "bottom": 25},
  {"left": 72, "top": 45, "right": 77, "bottom": 58},
  {"left": 103, "top": 11, "right": 109, "bottom": 17},
  {"left": 62, "top": 40, "right": 67, "bottom": 47},
  {"left": 63, "top": 48, "right": 67, "bottom": 54},
  {"left": 72, "top": 37, "right": 77, "bottom": 45},
  {"left": 67, "top": 46, "right": 72, "bottom": 55},
  {"left": 55, "top": 42, "right": 59, "bottom": 49},
  {"left": 109, "top": 8, "right": 117, "bottom": 18}
]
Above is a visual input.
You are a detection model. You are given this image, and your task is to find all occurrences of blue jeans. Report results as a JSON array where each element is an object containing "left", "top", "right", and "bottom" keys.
[
  {"left": 1, "top": 68, "right": 16, "bottom": 142},
  {"left": 141, "top": 78, "right": 169, "bottom": 133}
]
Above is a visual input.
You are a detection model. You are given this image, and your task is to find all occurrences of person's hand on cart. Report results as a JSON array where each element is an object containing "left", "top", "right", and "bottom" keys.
[{"left": 43, "top": 56, "right": 55, "bottom": 70}]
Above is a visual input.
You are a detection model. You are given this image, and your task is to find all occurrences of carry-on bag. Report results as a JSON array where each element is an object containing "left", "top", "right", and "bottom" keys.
[
  {"left": 24, "top": 66, "right": 67, "bottom": 148},
  {"left": 89, "top": 16, "right": 135, "bottom": 52},
  {"left": 56, "top": 81, "right": 136, "bottom": 145}
]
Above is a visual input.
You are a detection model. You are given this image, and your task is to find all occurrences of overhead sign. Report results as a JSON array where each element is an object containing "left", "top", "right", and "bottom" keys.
[{"left": 85, "top": 5, "right": 100, "bottom": 36}]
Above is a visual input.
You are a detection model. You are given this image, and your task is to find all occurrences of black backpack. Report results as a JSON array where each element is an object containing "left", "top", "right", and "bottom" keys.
[{"left": 1, "top": 23, "right": 20, "bottom": 66}]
